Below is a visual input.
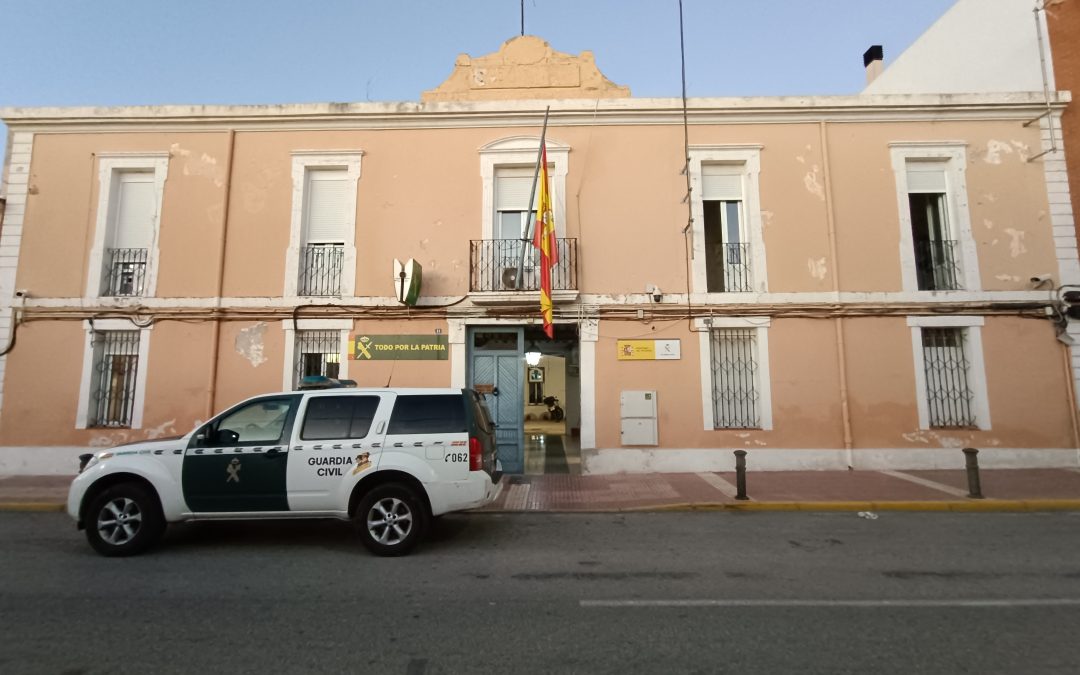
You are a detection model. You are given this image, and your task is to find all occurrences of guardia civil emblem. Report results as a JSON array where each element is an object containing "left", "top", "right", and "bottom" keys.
[{"left": 226, "top": 458, "right": 242, "bottom": 483}]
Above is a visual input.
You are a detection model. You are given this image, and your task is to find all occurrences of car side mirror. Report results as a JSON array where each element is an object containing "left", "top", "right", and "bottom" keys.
[{"left": 213, "top": 429, "right": 240, "bottom": 446}]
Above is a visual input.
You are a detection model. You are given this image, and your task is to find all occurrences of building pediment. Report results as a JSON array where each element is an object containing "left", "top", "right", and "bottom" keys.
[{"left": 422, "top": 35, "right": 630, "bottom": 102}]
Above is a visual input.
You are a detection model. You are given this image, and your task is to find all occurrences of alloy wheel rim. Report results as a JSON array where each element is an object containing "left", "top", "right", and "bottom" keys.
[
  {"left": 367, "top": 497, "right": 413, "bottom": 545},
  {"left": 96, "top": 497, "right": 143, "bottom": 546}
]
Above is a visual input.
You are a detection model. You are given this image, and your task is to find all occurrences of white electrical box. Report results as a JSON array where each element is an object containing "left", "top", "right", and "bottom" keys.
[{"left": 620, "top": 390, "right": 658, "bottom": 446}]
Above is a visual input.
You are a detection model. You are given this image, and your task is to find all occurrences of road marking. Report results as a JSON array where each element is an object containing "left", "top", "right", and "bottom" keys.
[
  {"left": 880, "top": 470, "right": 969, "bottom": 498},
  {"left": 580, "top": 599, "right": 1080, "bottom": 608},
  {"left": 696, "top": 472, "right": 742, "bottom": 499},
  {"left": 583, "top": 596, "right": 1080, "bottom": 609}
]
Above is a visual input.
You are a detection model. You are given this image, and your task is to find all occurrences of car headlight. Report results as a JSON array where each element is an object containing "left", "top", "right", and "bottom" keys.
[{"left": 79, "top": 452, "right": 113, "bottom": 473}]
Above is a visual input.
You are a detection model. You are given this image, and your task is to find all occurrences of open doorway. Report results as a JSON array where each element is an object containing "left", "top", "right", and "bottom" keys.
[{"left": 522, "top": 324, "right": 580, "bottom": 474}]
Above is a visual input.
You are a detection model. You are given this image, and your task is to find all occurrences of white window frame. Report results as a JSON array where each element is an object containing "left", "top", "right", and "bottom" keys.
[
  {"left": 281, "top": 319, "right": 351, "bottom": 391},
  {"left": 75, "top": 319, "right": 152, "bottom": 429},
  {"left": 890, "top": 142, "right": 980, "bottom": 292},
  {"left": 907, "top": 315, "right": 990, "bottom": 431},
  {"left": 286, "top": 152, "right": 362, "bottom": 298},
  {"left": 480, "top": 137, "right": 569, "bottom": 241},
  {"left": 688, "top": 145, "right": 766, "bottom": 295},
  {"left": 86, "top": 154, "right": 169, "bottom": 300},
  {"left": 696, "top": 317, "right": 773, "bottom": 431}
]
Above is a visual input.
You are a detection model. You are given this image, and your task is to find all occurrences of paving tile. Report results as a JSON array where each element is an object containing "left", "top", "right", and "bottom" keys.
[{"left": 907, "top": 469, "right": 1080, "bottom": 500}]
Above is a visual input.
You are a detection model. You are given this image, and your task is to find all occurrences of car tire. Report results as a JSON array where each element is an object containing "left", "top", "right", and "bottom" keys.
[
  {"left": 355, "top": 483, "right": 426, "bottom": 557},
  {"left": 84, "top": 483, "right": 165, "bottom": 557}
]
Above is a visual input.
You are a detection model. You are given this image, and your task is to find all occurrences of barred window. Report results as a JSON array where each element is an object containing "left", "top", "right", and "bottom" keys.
[
  {"left": 709, "top": 328, "right": 760, "bottom": 429},
  {"left": 295, "top": 330, "right": 341, "bottom": 386},
  {"left": 922, "top": 327, "right": 976, "bottom": 428},
  {"left": 89, "top": 331, "right": 140, "bottom": 428}
]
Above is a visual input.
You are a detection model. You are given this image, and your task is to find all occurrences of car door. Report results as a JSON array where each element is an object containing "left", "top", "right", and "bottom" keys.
[
  {"left": 182, "top": 395, "right": 300, "bottom": 513},
  {"left": 287, "top": 392, "right": 389, "bottom": 512}
]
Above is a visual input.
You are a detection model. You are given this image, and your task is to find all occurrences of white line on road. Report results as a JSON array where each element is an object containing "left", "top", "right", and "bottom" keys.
[
  {"left": 581, "top": 599, "right": 1080, "bottom": 608},
  {"left": 696, "top": 472, "right": 742, "bottom": 499},
  {"left": 879, "top": 470, "right": 969, "bottom": 498}
]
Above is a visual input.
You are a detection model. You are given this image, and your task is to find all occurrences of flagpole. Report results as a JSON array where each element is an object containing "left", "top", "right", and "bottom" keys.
[{"left": 515, "top": 105, "right": 550, "bottom": 289}]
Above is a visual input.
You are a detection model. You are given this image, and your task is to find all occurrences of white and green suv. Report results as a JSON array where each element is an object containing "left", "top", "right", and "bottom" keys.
[{"left": 67, "top": 381, "right": 499, "bottom": 557}]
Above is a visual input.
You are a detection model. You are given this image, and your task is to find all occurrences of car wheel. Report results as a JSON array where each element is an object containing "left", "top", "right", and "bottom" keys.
[
  {"left": 84, "top": 483, "right": 165, "bottom": 557},
  {"left": 355, "top": 483, "right": 426, "bottom": 557}
]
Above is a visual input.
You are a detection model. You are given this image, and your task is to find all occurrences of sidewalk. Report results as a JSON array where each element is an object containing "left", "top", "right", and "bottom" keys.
[{"left": 4, "top": 468, "right": 1080, "bottom": 513}]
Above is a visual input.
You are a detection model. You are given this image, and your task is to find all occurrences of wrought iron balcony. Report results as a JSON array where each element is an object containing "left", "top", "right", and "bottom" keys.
[
  {"left": 720, "top": 242, "right": 753, "bottom": 292},
  {"left": 914, "top": 239, "right": 962, "bottom": 291},
  {"left": 298, "top": 244, "right": 344, "bottom": 296},
  {"left": 469, "top": 238, "right": 578, "bottom": 293},
  {"left": 102, "top": 248, "right": 148, "bottom": 297}
]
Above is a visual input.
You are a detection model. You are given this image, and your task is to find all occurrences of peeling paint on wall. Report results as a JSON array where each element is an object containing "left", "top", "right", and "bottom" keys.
[
  {"left": 804, "top": 165, "right": 825, "bottom": 201},
  {"left": 1010, "top": 140, "right": 1030, "bottom": 162},
  {"left": 170, "top": 143, "right": 224, "bottom": 187},
  {"left": 1003, "top": 228, "right": 1027, "bottom": 258},
  {"left": 995, "top": 274, "right": 1022, "bottom": 282},
  {"left": 807, "top": 257, "right": 827, "bottom": 280},
  {"left": 983, "top": 140, "right": 1014, "bottom": 164},
  {"left": 145, "top": 419, "right": 177, "bottom": 439},
  {"left": 983, "top": 219, "right": 994, "bottom": 229},
  {"left": 235, "top": 322, "right": 268, "bottom": 367},
  {"left": 761, "top": 210, "right": 774, "bottom": 229}
]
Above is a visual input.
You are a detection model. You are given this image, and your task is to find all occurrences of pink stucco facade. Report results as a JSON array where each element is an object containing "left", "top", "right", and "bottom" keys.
[{"left": 0, "top": 36, "right": 1077, "bottom": 474}]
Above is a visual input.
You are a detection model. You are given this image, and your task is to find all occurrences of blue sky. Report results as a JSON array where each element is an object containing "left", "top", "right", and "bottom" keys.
[{"left": 0, "top": 0, "right": 955, "bottom": 159}]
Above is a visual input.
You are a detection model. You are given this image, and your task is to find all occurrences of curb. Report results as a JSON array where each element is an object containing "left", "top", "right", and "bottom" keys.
[
  {"left": 0, "top": 502, "right": 66, "bottom": 513},
  {"left": 480, "top": 499, "right": 1080, "bottom": 514}
]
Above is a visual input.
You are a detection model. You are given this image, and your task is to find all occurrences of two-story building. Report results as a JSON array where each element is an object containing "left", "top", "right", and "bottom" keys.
[{"left": 0, "top": 34, "right": 1077, "bottom": 475}]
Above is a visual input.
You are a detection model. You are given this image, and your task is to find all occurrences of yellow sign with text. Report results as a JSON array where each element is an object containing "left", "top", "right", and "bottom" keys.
[{"left": 617, "top": 339, "right": 681, "bottom": 361}]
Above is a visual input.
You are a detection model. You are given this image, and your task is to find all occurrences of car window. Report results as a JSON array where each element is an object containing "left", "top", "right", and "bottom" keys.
[
  {"left": 387, "top": 395, "right": 466, "bottom": 435},
  {"left": 217, "top": 398, "right": 293, "bottom": 444},
  {"left": 468, "top": 391, "right": 494, "bottom": 434},
  {"left": 301, "top": 396, "right": 380, "bottom": 441}
]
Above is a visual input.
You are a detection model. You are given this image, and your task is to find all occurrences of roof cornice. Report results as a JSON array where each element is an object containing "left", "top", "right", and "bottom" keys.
[{"left": 1, "top": 92, "right": 1068, "bottom": 130}]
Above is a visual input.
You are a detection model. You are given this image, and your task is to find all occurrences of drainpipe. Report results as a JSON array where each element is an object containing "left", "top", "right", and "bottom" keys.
[
  {"left": 1061, "top": 342, "right": 1080, "bottom": 457},
  {"left": 819, "top": 121, "right": 855, "bottom": 468},
  {"left": 206, "top": 129, "right": 237, "bottom": 419}
]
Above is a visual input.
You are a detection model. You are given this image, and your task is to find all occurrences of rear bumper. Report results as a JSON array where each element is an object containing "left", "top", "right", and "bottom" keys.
[{"left": 427, "top": 471, "right": 496, "bottom": 516}]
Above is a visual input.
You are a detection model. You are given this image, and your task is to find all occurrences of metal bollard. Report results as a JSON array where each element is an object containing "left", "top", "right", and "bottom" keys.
[
  {"left": 962, "top": 447, "right": 984, "bottom": 499},
  {"left": 734, "top": 450, "right": 749, "bottom": 500}
]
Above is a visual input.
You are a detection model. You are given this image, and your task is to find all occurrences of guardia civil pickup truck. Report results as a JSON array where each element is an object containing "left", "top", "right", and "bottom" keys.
[{"left": 67, "top": 379, "right": 499, "bottom": 557}]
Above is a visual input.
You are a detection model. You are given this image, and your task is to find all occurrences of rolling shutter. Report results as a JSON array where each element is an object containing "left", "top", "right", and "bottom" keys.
[
  {"left": 906, "top": 162, "right": 947, "bottom": 193},
  {"left": 112, "top": 173, "right": 155, "bottom": 249},
  {"left": 702, "top": 164, "right": 743, "bottom": 201},
  {"left": 495, "top": 167, "right": 540, "bottom": 212},
  {"left": 305, "top": 169, "right": 350, "bottom": 242}
]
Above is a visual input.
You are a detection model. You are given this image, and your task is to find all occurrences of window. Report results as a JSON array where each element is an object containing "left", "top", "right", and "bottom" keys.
[
  {"left": 286, "top": 153, "right": 361, "bottom": 297},
  {"left": 295, "top": 330, "right": 342, "bottom": 386},
  {"left": 213, "top": 397, "right": 294, "bottom": 445},
  {"left": 906, "top": 162, "right": 961, "bottom": 291},
  {"left": 299, "top": 169, "right": 348, "bottom": 296},
  {"left": 477, "top": 137, "right": 570, "bottom": 293},
  {"left": 88, "top": 331, "right": 140, "bottom": 428},
  {"left": 890, "top": 143, "right": 979, "bottom": 292},
  {"left": 688, "top": 146, "right": 766, "bottom": 295},
  {"left": 77, "top": 319, "right": 151, "bottom": 430},
  {"left": 920, "top": 328, "right": 975, "bottom": 428},
  {"left": 387, "top": 395, "right": 467, "bottom": 435},
  {"left": 301, "top": 395, "right": 380, "bottom": 441},
  {"left": 102, "top": 172, "right": 153, "bottom": 296},
  {"left": 87, "top": 154, "right": 168, "bottom": 300},
  {"left": 709, "top": 328, "right": 761, "bottom": 428},
  {"left": 908, "top": 316, "right": 990, "bottom": 430},
  {"left": 696, "top": 318, "right": 773, "bottom": 431},
  {"left": 702, "top": 166, "right": 751, "bottom": 292}
]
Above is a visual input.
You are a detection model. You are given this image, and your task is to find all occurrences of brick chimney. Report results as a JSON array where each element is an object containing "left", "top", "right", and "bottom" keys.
[{"left": 864, "top": 45, "right": 884, "bottom": 85}]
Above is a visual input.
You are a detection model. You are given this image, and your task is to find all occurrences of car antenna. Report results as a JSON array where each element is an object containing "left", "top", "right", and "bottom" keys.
[{"left": 384, "top": 358, "right": 396, "bottom": 388}]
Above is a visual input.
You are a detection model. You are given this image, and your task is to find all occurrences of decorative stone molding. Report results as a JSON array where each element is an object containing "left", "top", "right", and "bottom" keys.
[{"left": 422, "top": 36, "right": 629, "bottom": 102}]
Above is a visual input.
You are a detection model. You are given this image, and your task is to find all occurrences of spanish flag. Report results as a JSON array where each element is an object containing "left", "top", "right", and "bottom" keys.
[{"left": 532, "top": 143, "right": 558, "bottom": 339}]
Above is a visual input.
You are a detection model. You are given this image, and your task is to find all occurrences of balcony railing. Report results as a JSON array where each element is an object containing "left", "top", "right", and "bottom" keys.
[
  {"left": 103, "top": 248, "right": 148, "bottom": 297},
  {"left": 298, "top": 244, "right": 344, "bottom": 296},
  {"left": 914, "top": 239, "right": 962, "bottom": 291},
  {"left": 470, "top": 238, "right": 578, "bottom": 292},
  {"left": 720, "top": 242, "right": 753, "bottom": 292}
]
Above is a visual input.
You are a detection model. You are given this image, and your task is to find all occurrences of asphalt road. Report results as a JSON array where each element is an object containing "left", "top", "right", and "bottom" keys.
[{"left": 1, "top": 511, "right": 1079, "bottom": 674}]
